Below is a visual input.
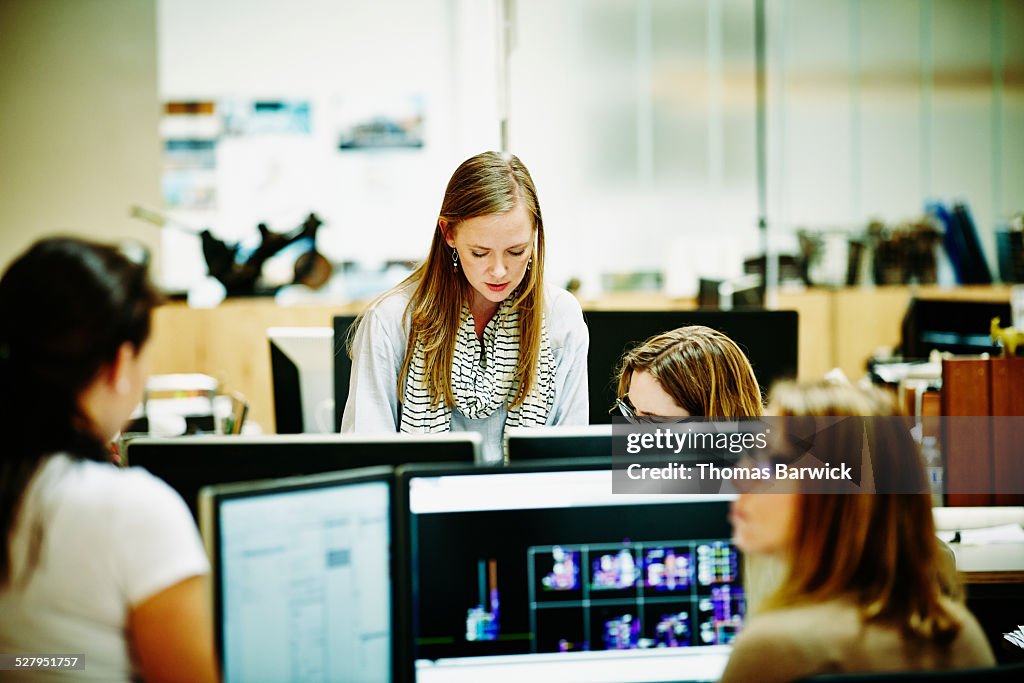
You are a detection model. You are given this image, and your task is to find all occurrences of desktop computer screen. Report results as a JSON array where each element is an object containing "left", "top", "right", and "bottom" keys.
[
  {"left": 900, "top": 298, "right": 1010, "bottom": 358},
  {"left": 583, "top": 310, "right": 798, "bottom": 424},
  {"left": 504, "top": 425, "right": 612, "bottom": 462},
  {"left": 201, "top": 467, "right": 394, "bottom": 683},
  {"left": 268, "top": 326, "right": 336, "bottom": 433},
  {"left": 398, "top": 461, "right": 743, "bottom": 683},
  {"left": 124, "top": 432, "right": 481, "bottom": 521}
]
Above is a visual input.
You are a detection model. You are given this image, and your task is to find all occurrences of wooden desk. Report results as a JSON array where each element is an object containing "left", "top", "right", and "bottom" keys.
[
  {"left": 150, "top": 300, "right": 364, "bottom": 432},
  {"left": 963, "top": 571, "right": 1024, "bottom": 584}
]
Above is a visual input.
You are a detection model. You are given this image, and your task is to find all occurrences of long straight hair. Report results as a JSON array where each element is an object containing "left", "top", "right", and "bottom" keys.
[
  {"left": 615, "top": 325, "right": 763, "bottom": 417},
  {"left": 353, "top": 151, "right": 546, "bottom": 409},
  {"left": 0, "top": 237, "right": 161, "bottom": 587},
  {"left": 763, "top": 381, "right": 962, "bottom": 643}
]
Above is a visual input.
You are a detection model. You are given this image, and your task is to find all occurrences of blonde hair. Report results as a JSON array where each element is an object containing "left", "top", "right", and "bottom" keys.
[
  {"left": 615, "top": 325, "right": 763, "bottom": 417},
  {"left": 350, "top": 151, "right": 545, "bottom": 409},
  {"left": 763, "top": 380, "right": 962, "bottom": 643}
]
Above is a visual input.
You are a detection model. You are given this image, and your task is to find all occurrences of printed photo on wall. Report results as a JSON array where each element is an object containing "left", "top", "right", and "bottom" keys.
[
  {"left": 333, "top": 94, "right": 424, "bottom": 150},
  {"left": 161, "top": 101, "right": 220, "bottom": 211},
  {"left": 221, "top": 100, "right": 312, "bottom": 137}
]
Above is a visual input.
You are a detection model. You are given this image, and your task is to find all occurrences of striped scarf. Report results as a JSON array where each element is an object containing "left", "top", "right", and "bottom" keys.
[{"left": 400, "top": 299, "right": 555, "bottom": 432}]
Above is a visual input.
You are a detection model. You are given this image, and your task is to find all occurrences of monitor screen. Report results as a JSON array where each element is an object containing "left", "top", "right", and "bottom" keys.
[
  {"left": 900, "top": 298, "right": 1010, "bottom": 358},
  {"left": 124, "top": 433, "right": 481, "bottom": 521},
  {"left": 583, "top": 310, "right": 798, "bottom": 424},
  {"left": 268, "top": 326, "right": 336, "bottom": 434},
  {"left": 201, "top": 467, "right": 394, "bottom": 683},
  {"left": 399, "top": 461, "right": 742, "bottom": 683},
  {"left": 697, "top": 278, "right": 764, "bottom": 310},
  {"left": 504, "top": 425, "right": 612, "bottom": 462}
]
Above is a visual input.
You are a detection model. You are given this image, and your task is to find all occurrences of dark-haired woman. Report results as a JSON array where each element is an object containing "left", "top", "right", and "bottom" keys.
[{"left": 0, "top": 238, "right": 217, "bottom": 682}]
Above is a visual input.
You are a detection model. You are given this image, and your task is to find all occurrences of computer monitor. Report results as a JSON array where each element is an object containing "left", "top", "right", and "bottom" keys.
[
  {"left": 200, "top": 466, "right": 396, "bottom": 683},
  {"left": 583, "top": 310, "right": 799, "bottom": 424},
  {"left": 697, "top": 277, "right": 764, "bottom": 310},
  {"left": 900, "top": 298, "right": 1011, "bottom": 358},
  {"left": 332, "top": 315, "right": 358, "bottom": 432},
  {"left": 504, "top": 425, "right": 613, "bottom": 463},
  {"left": 267, "top": 326, "right": 335, "bottom": 433},
  {"left": 397, "top": 460, "right": 743, "bottom": 683},
  {"left": 124, "top": 432, "right": 482, "bottom": 521}
]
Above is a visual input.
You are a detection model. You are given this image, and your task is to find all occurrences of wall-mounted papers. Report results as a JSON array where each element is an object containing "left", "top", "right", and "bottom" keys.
[
  {"left": 161, "top": 101, "right": 219, "bottom": 210},
  {"left": 222, "top": 100, "right": 312, "bottom": 136},
  {"left": 333, "top": 94, "right": 424, "bottom": 150}
]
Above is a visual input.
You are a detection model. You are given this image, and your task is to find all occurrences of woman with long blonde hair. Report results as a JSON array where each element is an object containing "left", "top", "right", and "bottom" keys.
[
  {"left": 342, "top": 151, "right": 589, "bottom": 462},
  {"left": 721, "top": 381, "right": 995, "bottom": 682}
]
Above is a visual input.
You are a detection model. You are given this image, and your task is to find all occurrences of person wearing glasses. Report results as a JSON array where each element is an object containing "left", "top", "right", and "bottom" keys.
[
  {"left": 613, "top": 325, "right": 763, "bottom": 421},
  {"left": 721, "top": 381, "right": 995, "bottom": 683},
  {"left": 0, "top": 238, "right": 217, "bottom": 682},
  {"left": 342, "top": 151, "right": 589, "bottom": 463}
]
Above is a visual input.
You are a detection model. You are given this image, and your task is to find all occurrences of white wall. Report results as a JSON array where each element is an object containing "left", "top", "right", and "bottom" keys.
[
  {"left": 155, "top": 0, "right": 1024, "bottom": 292},
  {"left": 766, "top": 0, "right": 1024, "bottom": 278},
  {"left": 0, "top": 0, "right": 162, "bottom": 272},
  {"left": 157, "top": 0, "right": 500, "bottom": 289},
  {"left": 509, "top": 0, "right": 761, "bottom": 295}
]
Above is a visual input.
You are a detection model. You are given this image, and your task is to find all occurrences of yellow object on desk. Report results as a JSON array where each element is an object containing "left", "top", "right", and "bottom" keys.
[{"left": 991, "top": 317, "right": 1024, "bottom": 357}]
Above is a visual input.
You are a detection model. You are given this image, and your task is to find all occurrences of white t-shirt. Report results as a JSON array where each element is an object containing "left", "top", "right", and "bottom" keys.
[{"left": 0, "top": 455, "right": 209, "bottom": 682}]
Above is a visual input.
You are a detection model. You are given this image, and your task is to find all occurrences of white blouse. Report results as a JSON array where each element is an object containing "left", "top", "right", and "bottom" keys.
[{"left": 341, "top": 285, "right": 590, "bottom": 463}]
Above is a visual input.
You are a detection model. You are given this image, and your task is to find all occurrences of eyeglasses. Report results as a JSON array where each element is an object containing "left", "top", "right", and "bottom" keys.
[{"left": 610, "top": 397, "right": 685, "bottom": 424}]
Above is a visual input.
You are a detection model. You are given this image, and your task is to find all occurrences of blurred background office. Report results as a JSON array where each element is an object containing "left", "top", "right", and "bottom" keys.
[
  {"left": 4, "top": 0, "right": 1021, "bottom": 286},
  {"left": 1, "top": 0, "right": 1022, "bottom": 431}
]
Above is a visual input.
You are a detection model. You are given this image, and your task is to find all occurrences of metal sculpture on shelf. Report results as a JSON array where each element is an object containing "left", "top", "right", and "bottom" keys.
[{"left": 131, "top": 206, "right": 332, "bottom": 296}]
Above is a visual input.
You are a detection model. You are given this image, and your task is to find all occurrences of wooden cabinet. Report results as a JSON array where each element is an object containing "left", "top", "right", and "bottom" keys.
[{"left": 942, "top": 356, "right": 1024, "bottom": 507}]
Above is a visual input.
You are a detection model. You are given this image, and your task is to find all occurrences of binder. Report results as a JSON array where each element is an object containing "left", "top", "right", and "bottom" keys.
[
  {"left": 941, "top": 357, "right": 992, "bottom": 507},
  {"left": 929, "top": 201, "right": 993, "bottom": 285},
  {"left": 930, "top": 202, "right": 970, "bottom": 285},
  {"left": 990, "top": 357, "right": 1024, "bottom": 505},
  {"left": 942, "top": 356, "right": 1024, "bottom": 506},
  {"left": 951, "top": 203, "right": 993, "bottom": 285}
]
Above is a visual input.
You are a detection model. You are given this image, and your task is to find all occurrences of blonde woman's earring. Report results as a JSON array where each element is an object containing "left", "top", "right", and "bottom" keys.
[
  {"left": 452, "top": 248, "right": 459, "bottom": 271},
  {"left": 527, "top": 257, "right": 532, "bottom": 271}
]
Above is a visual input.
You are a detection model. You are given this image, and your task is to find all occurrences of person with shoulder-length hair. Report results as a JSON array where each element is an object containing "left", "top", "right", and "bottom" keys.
[
  {"left": 0, "top": 238, "right": 218, "bottom": 682},
  {"left": 342, "top": 151, "right": 589, "bottom": 462},
  {"left": 614, "top": 325, "right": 763, "bottom": 420},
  {"left": 721, "top": 381, "right": 995, "bottom": 683}
]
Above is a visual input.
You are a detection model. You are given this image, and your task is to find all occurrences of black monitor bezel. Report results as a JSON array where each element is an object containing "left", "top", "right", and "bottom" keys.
[
  {"left": 582, "top": 309, "right": 799, "bottom": 425},
  {"left": 503, "top": 424, "right": 614, "bottom": 463},
  {"left": 201, "top": 465, "right": 403, "bottom": 683},
  {"left": 267, "top": 326, "right": 334, "bottom": 434},
  {"left": 395, "top": 458, "right": 611, "bottom": 682},
  {"left": 394, "top": 457, "right": 740, "bottom": 682},
  {"left": 123, "top": 432, "right": 485, "bottom": 522}
]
